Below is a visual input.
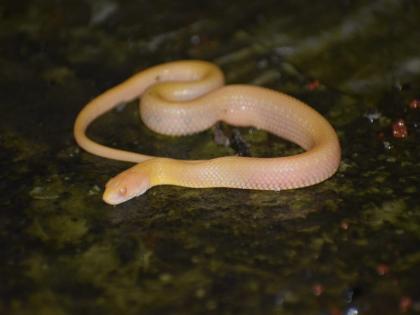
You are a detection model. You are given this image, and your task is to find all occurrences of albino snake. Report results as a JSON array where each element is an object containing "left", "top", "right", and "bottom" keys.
[{"left": 74, "top": 60, "right": 341, "bottom": 205}]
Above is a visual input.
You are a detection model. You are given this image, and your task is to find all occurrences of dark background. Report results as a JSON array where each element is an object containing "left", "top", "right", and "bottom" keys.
[{"left": 1, "top": 1, "right": 419, "bottom": 314}]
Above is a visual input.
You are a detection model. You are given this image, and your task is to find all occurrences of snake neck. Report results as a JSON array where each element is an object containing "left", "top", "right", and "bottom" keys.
[{"left": 146, "top": 158, "right": 205, "bottom": 189}]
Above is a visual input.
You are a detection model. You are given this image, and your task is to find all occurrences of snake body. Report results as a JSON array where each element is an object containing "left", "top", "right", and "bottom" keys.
[{"left": 74, "top": 60, "right": 341, "bottom": 205}]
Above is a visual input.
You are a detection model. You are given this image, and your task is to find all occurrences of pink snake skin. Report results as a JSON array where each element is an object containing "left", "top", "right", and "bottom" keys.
[{"left": 74, "top": 60, "right": 341, "bottom": 205}]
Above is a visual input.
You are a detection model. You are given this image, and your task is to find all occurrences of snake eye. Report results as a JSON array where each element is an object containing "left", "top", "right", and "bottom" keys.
[{"left": 119, "top": 187, "right": 127, "bottom": 196}]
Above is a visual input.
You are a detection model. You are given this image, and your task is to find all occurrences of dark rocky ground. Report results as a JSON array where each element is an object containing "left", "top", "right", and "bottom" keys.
[{"left": 0, "top": 1, "right": 419, "bottom": 314}]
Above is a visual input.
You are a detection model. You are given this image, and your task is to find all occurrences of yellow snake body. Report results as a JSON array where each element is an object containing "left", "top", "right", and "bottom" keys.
[{"left": 74, "top": 61, "right": 341, "bottom": 205}]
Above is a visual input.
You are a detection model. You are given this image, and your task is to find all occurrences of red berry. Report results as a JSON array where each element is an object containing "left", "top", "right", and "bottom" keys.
[
  {"left": 392, "top": 119, "right": 408, "bottom": 139},
  {"left": 409, "top": 99, "right": 419, "bottom": 109}
]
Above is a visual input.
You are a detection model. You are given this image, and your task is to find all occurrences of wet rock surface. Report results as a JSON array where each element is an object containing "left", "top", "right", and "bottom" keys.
[{"left": 0, "top": 1, "right": 419, "bottom": 314}]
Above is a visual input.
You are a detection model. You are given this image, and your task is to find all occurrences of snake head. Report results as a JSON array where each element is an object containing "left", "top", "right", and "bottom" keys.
[{"left": 102, "top": 166, "right": 151, "bottom": 205}]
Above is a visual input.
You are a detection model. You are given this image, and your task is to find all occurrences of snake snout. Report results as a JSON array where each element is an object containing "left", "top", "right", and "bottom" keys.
[
  {"left": 103, "top": 178, "right": 128, "bottom": 205},
  {"left": 103, "top": 167, "right": 151, "bottom": 205}
]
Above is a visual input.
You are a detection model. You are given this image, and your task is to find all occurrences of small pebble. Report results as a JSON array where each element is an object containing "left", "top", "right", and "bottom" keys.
[
  {"left": 383, "top": 141, "right": 393, "bottom": 150},
  {"left": 364, "top": 110, "right": 382, "bottom": 123},
  {"left": 345, "top": 306, "right": 359, "bottom": 315}
]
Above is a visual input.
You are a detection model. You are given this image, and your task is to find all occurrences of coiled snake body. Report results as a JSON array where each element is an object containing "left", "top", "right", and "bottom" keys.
[{"left": 74, "top": 60, "right": 341, "bottom": 205}]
